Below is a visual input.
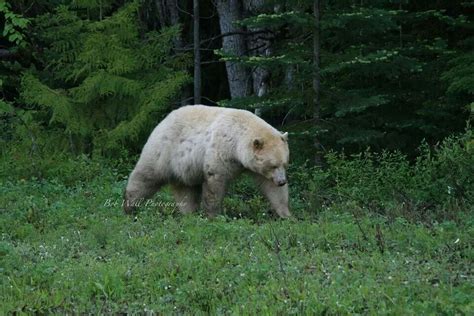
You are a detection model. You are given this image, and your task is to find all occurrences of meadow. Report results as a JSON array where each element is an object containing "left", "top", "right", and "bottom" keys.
[{"left": 1, "top": 133, "right": 473, "bottom": 314}]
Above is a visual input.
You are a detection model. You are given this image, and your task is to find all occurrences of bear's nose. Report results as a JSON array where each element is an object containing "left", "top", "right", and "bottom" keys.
[{"left": 277, "top": 179, "right": 287, "bottom": 186}]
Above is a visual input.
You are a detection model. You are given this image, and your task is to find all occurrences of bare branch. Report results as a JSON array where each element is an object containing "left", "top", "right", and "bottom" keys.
[{"left": 175, "top": 0, "right": 192, "bottom": 16}]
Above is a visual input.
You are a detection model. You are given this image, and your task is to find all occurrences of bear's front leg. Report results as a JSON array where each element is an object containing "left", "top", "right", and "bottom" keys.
[
  {"left": 124, "top": 170, "right": 161, "bottom": 214},
  {"left": 171, "top": 184, "right": 201, "bottom": 214},
  {"left": 254, "top": 174, "right": 291, "bottom": 218},
  {"left": 202, "top": 174, "right": 228, "bottom": 217}
]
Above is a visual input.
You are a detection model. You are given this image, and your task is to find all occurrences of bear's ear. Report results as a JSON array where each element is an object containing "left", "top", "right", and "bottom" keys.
[
  {"left": 281, "top": 132, "right": 288, "bottom": 142},
  {"left": 253, "top": 138, "right": 264, "bottom": 150}
]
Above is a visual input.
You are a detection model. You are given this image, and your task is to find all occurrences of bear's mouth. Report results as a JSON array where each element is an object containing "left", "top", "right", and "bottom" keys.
[{"left": 275, "top": 179, "right": 287, "bottom": 186}]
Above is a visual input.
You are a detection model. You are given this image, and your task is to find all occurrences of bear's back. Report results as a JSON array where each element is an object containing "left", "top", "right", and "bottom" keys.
[
  {"left": 168, "top": 105, "right": 279, "bottom": 136},
  {"left": 169, "top": 104, "right": 250, "bottom": 123}
]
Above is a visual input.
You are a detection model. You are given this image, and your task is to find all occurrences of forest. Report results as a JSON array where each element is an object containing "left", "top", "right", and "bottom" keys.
[{"left": 1, "top": 0, "right": 473, "bottom": 314}]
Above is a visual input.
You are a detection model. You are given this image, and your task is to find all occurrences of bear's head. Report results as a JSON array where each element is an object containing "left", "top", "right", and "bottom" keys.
[{"left": 247, "top": 131, "right": 289, "bottom": 186}]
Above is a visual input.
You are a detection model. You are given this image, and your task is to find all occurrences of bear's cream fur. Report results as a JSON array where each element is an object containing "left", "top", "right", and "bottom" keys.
[{"left": 124, "top": 105, "right": 290, "bottom": 217}]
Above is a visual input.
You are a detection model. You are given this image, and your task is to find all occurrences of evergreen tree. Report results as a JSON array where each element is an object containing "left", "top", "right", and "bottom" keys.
[
  {"left": 217, "top": 0, "right": 473, "bottom": 160},
  {"left": 19, "top": 1, "right": 190, "bottom": 155},
  {"left": 320, "top": 0, "right": 471, "bottom": 153}
]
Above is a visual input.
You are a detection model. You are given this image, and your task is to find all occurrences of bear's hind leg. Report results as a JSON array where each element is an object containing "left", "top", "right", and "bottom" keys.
[
  {"left": 124, "top": 170, "right": 162, "bottom": 214},
  {"left": 171, "top": 184, "right": 201, "bottom": 214}
]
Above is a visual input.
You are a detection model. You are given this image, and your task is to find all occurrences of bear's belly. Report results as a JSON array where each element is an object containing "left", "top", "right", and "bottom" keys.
[{"left": 171, "top": 143, "right": 206, "bottom": 186}]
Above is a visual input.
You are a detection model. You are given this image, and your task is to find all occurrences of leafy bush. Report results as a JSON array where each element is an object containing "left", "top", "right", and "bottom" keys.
[{"left": 291, "top": 129, "right": 474, "bottom": 222}]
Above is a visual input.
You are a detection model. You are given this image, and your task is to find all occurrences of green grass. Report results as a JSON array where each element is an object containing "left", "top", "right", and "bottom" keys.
[{"left": 1, "top": 170, "right": 472, "bottom": 314}]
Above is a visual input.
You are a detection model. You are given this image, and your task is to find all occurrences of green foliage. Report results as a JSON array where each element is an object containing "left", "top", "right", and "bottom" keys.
[
  {"left": 238, "top": 11, "right": 312, "bottom": 29},
  {"left": 0, "top": 1, "right": 30, "bottom": 47},
  {"left": 290, "top": 129, "right": 474, "bottom": 223},
  {"left": 319, "top": 3, "right": 468, "bottom": 151},
  {"left": 2, "top": 0, "right": 471, "bottom": 161},
  {"left": 0, "top": 2, "right": 31, "bottom": 136},
  {"left": 18, "top": 1, "right": 190, "bottom": 154},
  {"left": 0, "top": 95, "right": 14, "bottom": 114},
  {"left": 442, "top": 52, "right": 474, "bottom": 97}
]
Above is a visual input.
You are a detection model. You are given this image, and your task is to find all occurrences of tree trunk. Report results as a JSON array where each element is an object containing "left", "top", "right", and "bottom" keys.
[
  {"left": 313, "top": 0, "right": 323, "bottom": 166},
  {"left": 193, "top": 0, "right": 201, "bottom": 104},
  {"left": 215, "top": 0, "right": 251, "bottom": 99},
  {"left": 243, "top": 0, "right": 271, "bottom": 116},
  {"left": 154, "top": 0, "right": 191, "bottom": 106}
]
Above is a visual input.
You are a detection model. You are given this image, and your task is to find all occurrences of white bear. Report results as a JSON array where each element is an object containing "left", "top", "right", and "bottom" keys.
[{"left": 124, "top": 105, "right": 290, "bottom": 218}]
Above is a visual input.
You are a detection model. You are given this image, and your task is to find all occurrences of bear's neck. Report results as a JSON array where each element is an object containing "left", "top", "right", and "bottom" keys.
[
  {"left": 227, "top": 112, "right": 275, "bottom": 169},
  {"left": 234, "top": 131, "right": 254, "bottom": 169}
]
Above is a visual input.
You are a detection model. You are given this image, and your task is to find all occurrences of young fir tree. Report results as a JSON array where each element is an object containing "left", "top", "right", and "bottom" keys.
[{"left": 20, "top": 1, "right": 190, "bottom": 155}]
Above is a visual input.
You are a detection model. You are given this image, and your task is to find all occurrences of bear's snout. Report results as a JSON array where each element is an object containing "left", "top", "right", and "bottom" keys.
[{"left": 272, "top": 168, "right": 287, "bottom": 187}]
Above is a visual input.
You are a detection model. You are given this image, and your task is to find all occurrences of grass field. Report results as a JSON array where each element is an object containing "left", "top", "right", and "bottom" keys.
[{"left": 1, "top": 164, "right": 472, "bottom": 314}]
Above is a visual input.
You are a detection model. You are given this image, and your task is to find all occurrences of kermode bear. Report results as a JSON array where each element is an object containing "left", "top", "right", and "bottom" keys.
[{"left": 124, "top": 105, "right": 290, "bottom": 218}]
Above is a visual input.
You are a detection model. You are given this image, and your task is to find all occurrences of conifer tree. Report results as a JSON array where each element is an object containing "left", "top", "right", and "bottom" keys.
[
  {"left": 218, "top": 0, "right": 472, "bottom": 159},
  {"left": 20, "top": 1, "right": 190, "bottom": 155}
]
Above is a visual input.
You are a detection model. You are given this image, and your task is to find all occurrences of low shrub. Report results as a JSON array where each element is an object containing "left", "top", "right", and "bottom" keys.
[{"left": 290, "top": 129, "right": 474, "bottom": 222}]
